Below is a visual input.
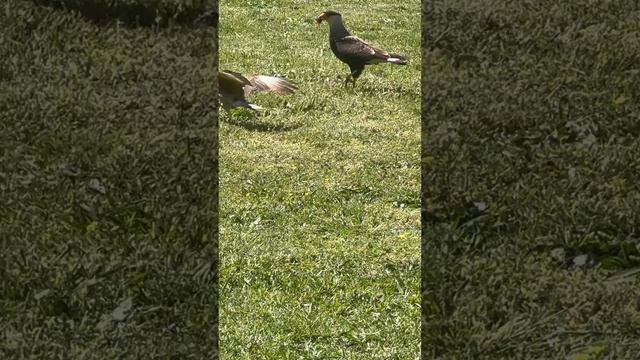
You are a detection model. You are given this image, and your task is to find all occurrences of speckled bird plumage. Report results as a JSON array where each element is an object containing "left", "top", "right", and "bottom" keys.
[{"left": 315, "top": 10, "right": 408, "bottom": 86}]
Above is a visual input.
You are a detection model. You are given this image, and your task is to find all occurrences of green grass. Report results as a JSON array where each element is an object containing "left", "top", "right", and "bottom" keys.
[
  {"left": 1, "top": 1, "right": 218, "bottom": 358},
  {"left": 218, "top": 1, "right": 420, "bottom": 359},
  {"left": 423, "top": 0, "right": 640, "bottom": 358}
]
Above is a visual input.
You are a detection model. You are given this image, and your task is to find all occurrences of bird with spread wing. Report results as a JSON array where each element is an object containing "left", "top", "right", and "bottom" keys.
[
  {"left": 218, "top": 70, "right": 297, "bottom": 111},
  {"left": 315, "top": 10, "right": 408, "bottom": 87}
]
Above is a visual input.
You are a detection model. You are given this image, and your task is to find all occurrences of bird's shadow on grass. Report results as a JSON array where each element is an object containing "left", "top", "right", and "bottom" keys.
[{"left": 222, "top": 114, "right": 304, "bottom": 133}]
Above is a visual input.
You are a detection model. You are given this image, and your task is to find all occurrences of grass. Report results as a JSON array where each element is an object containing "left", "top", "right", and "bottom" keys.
[
  {"left": 423, "top": 0, "right": 640, "bottom": 358},
  {"left": 218, "top": 0, "right": 420, "bottom": 359},
  {"left": 1, "top": 0, "right": 218, "bottom": 358}
]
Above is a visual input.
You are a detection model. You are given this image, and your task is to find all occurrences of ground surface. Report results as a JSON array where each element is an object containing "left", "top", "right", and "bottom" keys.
[
  {"left": 218, "top": 1, "right": 421, "bottom": 359},
  {"left": 423, "top": 1, "right": 640, "bottom": 358},
  {"left": 1, "top": 1, "right": 218, "bottom": 358}
]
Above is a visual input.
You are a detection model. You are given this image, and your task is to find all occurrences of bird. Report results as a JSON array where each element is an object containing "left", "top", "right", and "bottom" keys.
[
  {"left": 315, "top": 10, "right": 408, "bottom": 87},
  {"left": 218, "top": 70, "right": 297, "bottom": 111}
]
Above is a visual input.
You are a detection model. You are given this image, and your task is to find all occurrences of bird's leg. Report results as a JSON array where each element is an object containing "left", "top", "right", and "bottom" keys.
[
  {"left": 344, "top": 74, "right": 358, "bottom": 88},
  {"left": 344, "top": 74, "right": 353, "bottom": 87},
  {"left": 348, "top": 68, "right": 362, "bottom": 88}
]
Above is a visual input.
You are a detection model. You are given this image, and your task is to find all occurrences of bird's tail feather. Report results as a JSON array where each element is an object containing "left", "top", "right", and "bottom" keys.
[
  {"left": 231, "top": 100, "right": 264, "bottom": 111},
  {"left": 387, "top": 54, "right": 408, "bottom": 65},
  {"left": 248, "top": 103, "right": 264, "bottom": 111}
]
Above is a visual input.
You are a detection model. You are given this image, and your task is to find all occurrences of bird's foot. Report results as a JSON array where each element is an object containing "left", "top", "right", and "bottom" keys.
[
  {"left": 343, "top": 75, "right": 351, "bottom": 87},
  {"left": 344, "top": 75, "right": 357, "bottom": 88}
]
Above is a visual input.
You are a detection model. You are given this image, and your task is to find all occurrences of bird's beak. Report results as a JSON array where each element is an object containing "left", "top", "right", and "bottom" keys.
[{"left": 315, "top": 13, "right": 326, "bottom": 25}]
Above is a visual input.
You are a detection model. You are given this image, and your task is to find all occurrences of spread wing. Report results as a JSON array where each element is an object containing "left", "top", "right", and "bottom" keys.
[
  {"left": 244, "top": 75, "right": 298, "bottom": 96},
  {"left": 334, "top": 36, "right": 393, "bottom": 64},
  {"left": 218, "top": 70, "right": 297, "bottom": 110}
]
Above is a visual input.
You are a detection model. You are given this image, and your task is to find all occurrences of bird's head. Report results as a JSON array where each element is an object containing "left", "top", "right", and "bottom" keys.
[{"left": 315, "top": 10, "right": 341, "bottom": 25}]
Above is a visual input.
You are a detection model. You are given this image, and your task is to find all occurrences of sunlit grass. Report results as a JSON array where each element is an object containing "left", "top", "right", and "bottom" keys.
[{"left": 219, "top": 0, "right": 421, "bottom": 358}]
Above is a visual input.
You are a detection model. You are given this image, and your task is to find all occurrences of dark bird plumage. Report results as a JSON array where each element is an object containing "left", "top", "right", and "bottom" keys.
[
  {"left": 218, "top": 70, "right": 297, "bottom": 111},
  {"left": 315, "top": 10, "right": 408, "bottom": 86}
]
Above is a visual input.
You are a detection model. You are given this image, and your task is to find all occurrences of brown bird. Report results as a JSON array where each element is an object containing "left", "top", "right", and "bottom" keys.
[
  {"left": 315, "top": 10, "right": 408, "bottom": 87},
  {"left": 218, "top": 70, "right": 297, "bottom": 111}
]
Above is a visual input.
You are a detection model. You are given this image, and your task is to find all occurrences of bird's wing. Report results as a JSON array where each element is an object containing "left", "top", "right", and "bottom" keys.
[
  {"left": 220, "top": 70, "right": 251, "bottom": 84},
  {"left": 334, "top": 36, "right": 393, "bottom": 64},
  {"left": 219, "top": 70, "right": 251, "bottom": 99},
  {"left": 244, "top": 75, "right": 298, "bottom": 96}
]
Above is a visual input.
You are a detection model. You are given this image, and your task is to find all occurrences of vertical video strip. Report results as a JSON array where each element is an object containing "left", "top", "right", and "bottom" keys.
[
  {"left": 422, "top": 0, "right": 640, "bottom": 358},
  {"left": 1, "top": 0, "right": 220, "bottom": 358}
]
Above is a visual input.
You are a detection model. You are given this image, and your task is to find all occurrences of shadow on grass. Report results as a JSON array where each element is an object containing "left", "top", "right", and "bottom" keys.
[{"left": 223, "top": 115, "right": 304, "bottom": 133}]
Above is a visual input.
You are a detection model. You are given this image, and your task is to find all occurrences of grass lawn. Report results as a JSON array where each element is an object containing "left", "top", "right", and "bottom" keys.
[
  {"left": 218, "top": 0, "right": 421, "bottom": 358},
  {"left": 423, "top": 0, "right": 640, "bottom": 358},
  {"left": 1, "top": 0, "right": 218, "bottom": 357}
]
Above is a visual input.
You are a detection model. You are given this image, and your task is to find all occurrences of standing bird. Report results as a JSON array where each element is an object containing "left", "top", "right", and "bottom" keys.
[
  {"left": 218, "top": 70, "right": 297, "bottom": 111},
  {"left": 315, "top": 10, "right": 408, "bottom": 87}
]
